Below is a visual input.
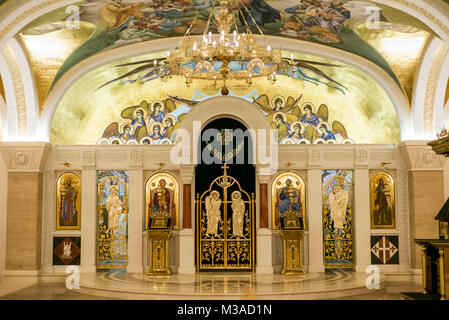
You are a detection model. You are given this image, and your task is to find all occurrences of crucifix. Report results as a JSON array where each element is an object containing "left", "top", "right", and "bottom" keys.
[
  {"left": 155, "top": 244, "right": 164, "bottom": 262},
  {"left": 288, "top": 241, "right": 297, "bottom": 261}
]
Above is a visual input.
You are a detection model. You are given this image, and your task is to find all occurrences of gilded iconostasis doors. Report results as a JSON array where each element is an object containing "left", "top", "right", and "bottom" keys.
[{"left": 195, "top": 118, "right": 256, "bottom": 271}]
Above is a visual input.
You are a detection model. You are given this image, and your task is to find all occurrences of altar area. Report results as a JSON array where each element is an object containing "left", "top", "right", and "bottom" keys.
[{"left": 2, "top": 0, "right": 449, "bottom": 301}]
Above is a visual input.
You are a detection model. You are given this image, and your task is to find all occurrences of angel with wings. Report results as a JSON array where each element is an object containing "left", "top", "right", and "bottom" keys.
[
  {"left": 100, "top": 98, "right": 184, "bottom": 144},
  {"left": 329, "top": 180, "right": 349, "bottom": 230},
  {"left": 300, "top": 103, "right": 348, "bottom": 143}
]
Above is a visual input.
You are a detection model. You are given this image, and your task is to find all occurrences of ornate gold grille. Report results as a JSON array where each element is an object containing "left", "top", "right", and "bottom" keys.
[{"left": 196, "top": 164, "right": 255, "bottom": 271}]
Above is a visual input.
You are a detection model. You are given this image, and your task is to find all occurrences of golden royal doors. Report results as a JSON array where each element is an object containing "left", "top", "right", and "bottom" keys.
[{"left": 196, "top": 164, "right": 255, "bottom": 271}]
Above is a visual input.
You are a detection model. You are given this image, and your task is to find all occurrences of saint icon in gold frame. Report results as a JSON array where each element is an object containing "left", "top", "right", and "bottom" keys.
[
  {"left": 56, "top": 172, "right": 81, "bottom": 230},
  {"left": 146, "top": 172, "right": 179, "bottom": 230},
  {"left": 272, "top": 172, "right": 306, "bottom": 230},
  {"left": 370, "top": 171, "right": 396, "bottom": 229}
]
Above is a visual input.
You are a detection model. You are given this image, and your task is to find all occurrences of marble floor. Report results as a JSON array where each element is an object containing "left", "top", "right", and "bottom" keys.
[{"left": 0, "top": 271, "right": 423, "bottom": 300}]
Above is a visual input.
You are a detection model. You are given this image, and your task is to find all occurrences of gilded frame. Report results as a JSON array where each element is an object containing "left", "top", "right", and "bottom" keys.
[
  {"left": 272, "top": 171, "right": 306, "bottom": 230},
  {"left": 370, "top": 171, "right": 396, "bottom": 229},
  {"left": 56, "top": 172, "right": 81, "bottom": 230},
  {"left": 145, "top": 172, "right": 179, "bottom": 230}
]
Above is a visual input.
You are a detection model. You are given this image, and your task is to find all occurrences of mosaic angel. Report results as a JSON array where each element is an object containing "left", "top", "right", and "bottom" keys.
[
  {"left": 301, "top": 103, "right": 348, "bottom": 143},
  {"left": 329, "top": 181, "right": 348, "bottom": 230},
  {"left": 100, "top": 98, "right": 181, "bottom": 144},
  {"left": 106, "top": 185, "right": 123, "bottom": 231}
]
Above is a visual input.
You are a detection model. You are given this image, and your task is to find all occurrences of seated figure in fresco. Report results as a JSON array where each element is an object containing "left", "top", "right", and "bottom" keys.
[
  {"left": 106, "top": 185, "right": 123, "bottom": 231},
  {"left": 300, "top": 104, "right": 320, "bottom": 126},
  {"left": 236, "top": 0, "right": 281, "bottom": 27},
  {"left": 374, "top": 178, "right": 392, "bottom": 225}
]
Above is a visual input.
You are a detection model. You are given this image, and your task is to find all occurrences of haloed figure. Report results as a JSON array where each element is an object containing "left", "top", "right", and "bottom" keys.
[{"left": 375, "top": 178, "right": 391, "bottom": 225}]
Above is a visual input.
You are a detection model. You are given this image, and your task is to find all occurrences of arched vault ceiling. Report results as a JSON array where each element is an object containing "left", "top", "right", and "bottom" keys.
[
  {"left": 50, "top": 51, "right": 401, "bottom": 145},
  {"left": 11, "top": 0, "right": 441, "bottom": 110}
]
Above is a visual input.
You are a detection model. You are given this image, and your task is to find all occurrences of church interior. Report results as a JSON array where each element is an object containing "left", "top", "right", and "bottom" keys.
[{"left": 1, "top": 0, "right": 449, "bottom": 301}]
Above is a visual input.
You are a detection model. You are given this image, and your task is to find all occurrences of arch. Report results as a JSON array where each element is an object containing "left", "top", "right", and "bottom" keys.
[{"left": 41, "top": 36, "right": 409, "bottom": 142}]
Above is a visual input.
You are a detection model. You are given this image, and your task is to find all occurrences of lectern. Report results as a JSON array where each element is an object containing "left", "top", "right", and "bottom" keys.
[
  {"left": 280, "top": 215, "right": 305, "bottom": 275},
  {"left": 147, "top": 216, "right": 172, "bottom": 275}
]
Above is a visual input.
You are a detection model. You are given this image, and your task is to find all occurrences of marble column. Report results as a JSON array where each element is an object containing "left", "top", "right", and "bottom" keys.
[
  {"left": 178, "top": 166, "right": 195, "bottom": 274},
  {"left": 127, "top": 168, "right": 144, "bottom": 273},
  {"left": 354, "top": 167, "right": 371, "bottom": 272},
  {"left": 256, "top": 169, "right": 273, "bottom": 274},
  {"left": 80, "top": 166, "right": 97, "bottom": 273},
  {"left": 307, "top": 168, "right": 324, "bottom": 272},
  {"left": 0, "top": 143, "right": 51, "bottom": 276},
  {"left": 399, "top": 141, "right": 447, "bottom": 270}
]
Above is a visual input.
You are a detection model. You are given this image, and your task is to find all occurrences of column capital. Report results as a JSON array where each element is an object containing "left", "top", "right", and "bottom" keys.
[
  {"left": 179, "top": 165, "right": 195, "bottom": 184},
  {"left": 0, "top": 142, "right": 52, "bottom": 172},
  {"left": 398, "top": 140, "right": 446, "bottom": 171}
]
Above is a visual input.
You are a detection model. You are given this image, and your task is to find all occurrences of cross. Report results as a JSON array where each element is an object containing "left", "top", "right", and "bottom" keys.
[
  {"left": 157, "top": 162, "right": 166, "bottom": 170},
  {"left": 288, "top": 241, "right": 297, "bottom": 261},
  {"left": 155, "top": 245, "right": 163, "bottom": 262},
  {"left": 221, "top": 163, "right": 229, "bottom": 175}
]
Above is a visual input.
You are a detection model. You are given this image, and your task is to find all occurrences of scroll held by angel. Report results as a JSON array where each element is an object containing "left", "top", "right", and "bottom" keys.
[{"left": 205, "top": 191, "right": 222, "bottom": 236}]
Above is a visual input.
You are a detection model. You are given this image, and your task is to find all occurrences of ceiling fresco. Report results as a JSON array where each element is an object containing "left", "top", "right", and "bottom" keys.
[
  {"left": 17, "top": 0, "right": 437, "bottom": 110},
  {"left": 50, "top": 51, "right": 400, "bottom": 145}
]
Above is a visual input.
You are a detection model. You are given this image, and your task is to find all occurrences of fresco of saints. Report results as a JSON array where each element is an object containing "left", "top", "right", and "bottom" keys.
[
  {"left": 119, "top": 124, "right": 133, "bottom": 143},
  {"left": 319, "top": 123, "right": 336, "bottom": 141},
  {"left": 131, "top": 109, "right": 146, "bottom": 131},
  {"left": 329, "top": 182, "right": 349, "bottom": 230},
  {"left": 374, "top": 178, "right": 392, "bottom": 225},
  {"left": 149, "top": 123, "right": 164, "bottom": 144},
  {"left": 273, "top": 113, "right": 291, "bottom": 143},
  {"left": 99, "top": 0, "right": 145, "bottom": 31},
  {"left": 231, "top": 191, "right": 245, "bottom": 237},
  {"left": 300, "top": 104, "right": 320, "bottom": 126},
  {"left": 106, "top": 185, "right": 123, "bottom": 231},
  {"left": 59, "top": 178, "right": 77, "bottom": 226},
  {"left": 147, "top": 102, "right": 165, "bottom": 124},
  {"left": 205, "top": 190, "right": 222, "bottom": 236},
  {"left": 149, "top": 179, "right": 176, "bottom": 227},
  {"left": 162, "top": 115, "right": 176, "bottom": 140},
  {"left": 275, "top": 179, "right": 303, "bottom": 229},
  {"left": 289, "top": 122, "right": 304, "bottom": 141}
]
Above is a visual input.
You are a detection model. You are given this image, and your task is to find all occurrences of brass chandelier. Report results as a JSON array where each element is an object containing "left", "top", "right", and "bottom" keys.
[
  {"left": 99, "top": 0, "right": 346, "bottom": 94},
  {"left": 161, "top": 0, "right": 284, "bottom": 93}
]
